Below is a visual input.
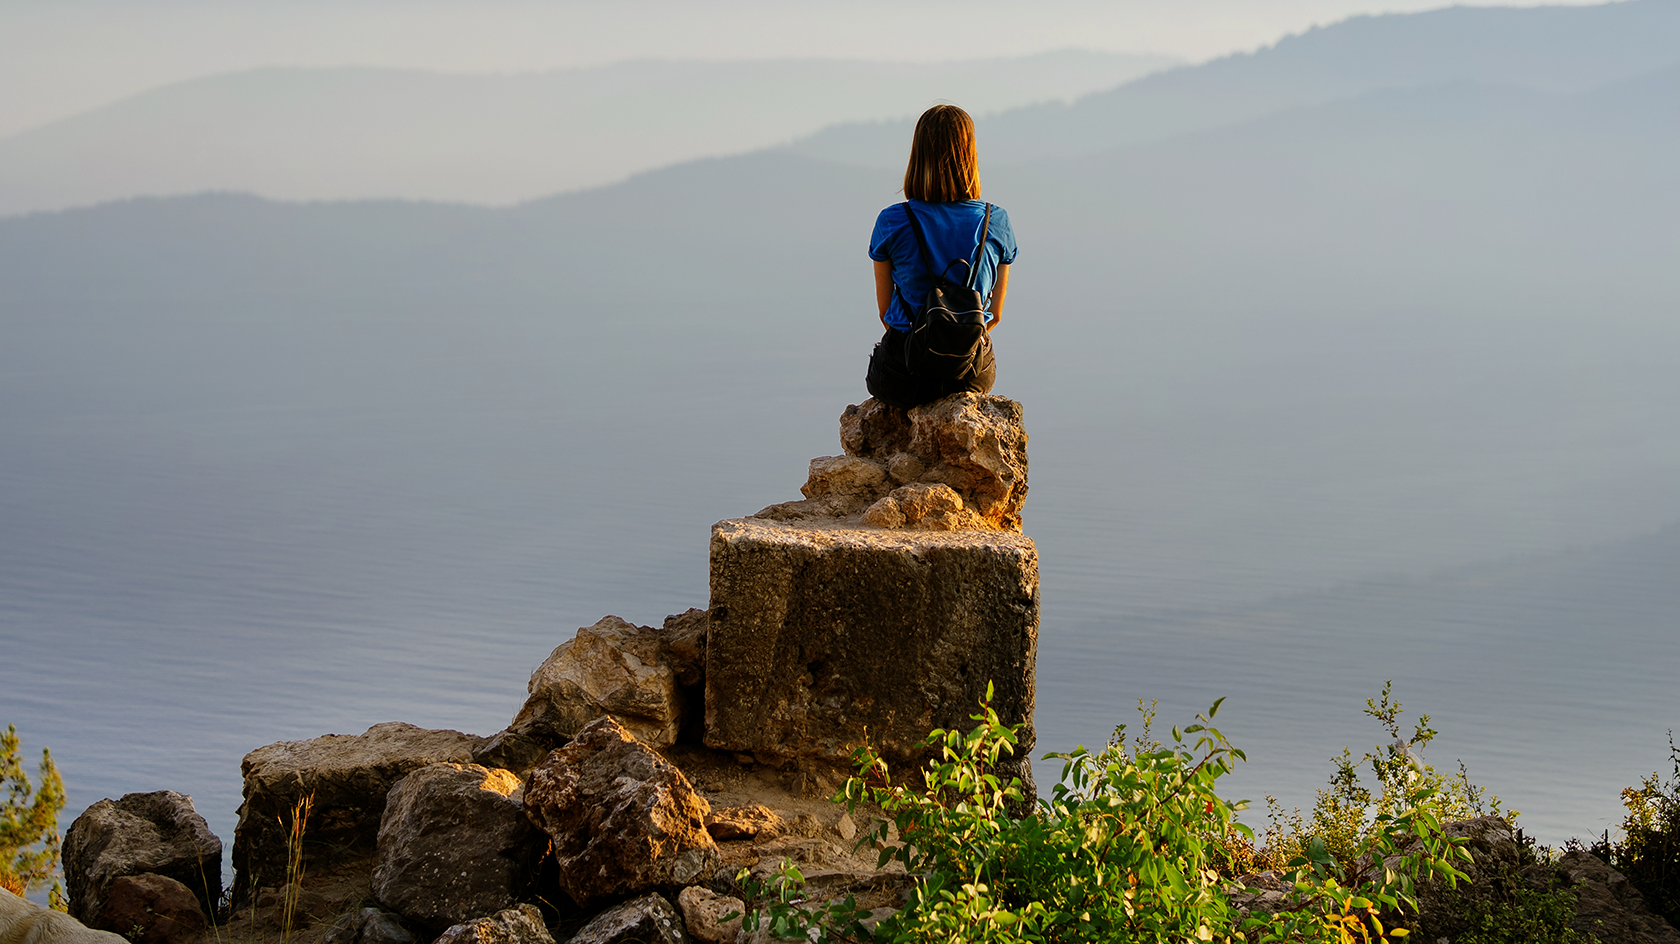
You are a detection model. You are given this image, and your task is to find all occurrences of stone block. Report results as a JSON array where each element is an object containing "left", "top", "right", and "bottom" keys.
[{"left": 705, "top": 517, "right": 1038, "bottom": 784}]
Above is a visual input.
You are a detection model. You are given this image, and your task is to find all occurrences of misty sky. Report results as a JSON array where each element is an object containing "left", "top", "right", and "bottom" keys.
[{"left": 0, "top": 0, "right": 1612, "bottom": 138}]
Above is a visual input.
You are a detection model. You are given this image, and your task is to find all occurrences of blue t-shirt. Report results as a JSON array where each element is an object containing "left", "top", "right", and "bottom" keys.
[{"left": 869, "top": 200, "right": 1018, "bottom": 332}]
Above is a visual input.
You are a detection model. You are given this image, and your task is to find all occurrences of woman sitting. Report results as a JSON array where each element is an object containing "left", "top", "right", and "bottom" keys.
[{"left": 865, "top": 103, "right": 1017, "bottom": 409}]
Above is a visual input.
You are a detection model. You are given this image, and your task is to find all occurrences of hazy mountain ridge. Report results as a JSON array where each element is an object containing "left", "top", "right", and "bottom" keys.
[
  {"left": 788, "top": 0, "right": 1680, "bottom": 169},
  {"left": 0, "top": 51, "right": 1177, "bottom": 218}
]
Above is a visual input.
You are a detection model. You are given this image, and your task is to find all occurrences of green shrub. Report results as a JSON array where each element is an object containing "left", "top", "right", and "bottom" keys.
[
  {"left": 1258, "top": 682, "right": 1510, "bottom": 879},
  {"left": 1452, "top": 880, "right": 1596, "bottom": 944},
  {"left": 1589, "top": 732, "right": 1680, "bottom": 926},
  {"left": 1, "top": 724, "right": 67, "bottom": 906},
  {"left": 739, "top": 684, "right": 1471, "bottom": 943}
]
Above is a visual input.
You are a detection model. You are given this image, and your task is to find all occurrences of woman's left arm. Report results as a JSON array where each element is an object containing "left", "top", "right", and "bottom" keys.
[
  {"left": 874, "top": 260, "right": 895, "bottom": 328},
  {"left": 987, "top": 263, "right": 1010, "bottom": 332}
]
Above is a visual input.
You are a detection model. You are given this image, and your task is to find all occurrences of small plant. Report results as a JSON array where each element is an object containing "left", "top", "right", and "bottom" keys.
[
  {"left": 0, "top": 724, "right": 67, "bottom": 907},
  {"left": 1590, "top": 731, "right": 1680, "bottom": 926},
  {"left": 280, "top": 794, "right": 314, "bottom": 943},
  {"left": 733, "top": 858, "right": 875, "bottom": 943}
]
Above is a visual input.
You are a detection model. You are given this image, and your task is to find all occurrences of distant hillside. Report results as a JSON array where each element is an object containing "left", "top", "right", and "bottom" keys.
[
  {"left": 0, "top": 51, "right": 1176, "bottom": 217},
  {"left": 789, "top": 0, "right": 1680, "bottom": 168}
]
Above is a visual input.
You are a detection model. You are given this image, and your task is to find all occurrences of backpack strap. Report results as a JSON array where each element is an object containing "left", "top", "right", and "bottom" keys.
[
  {"left": 965, "top": 203, "right": 993, "bottom": 291},
  {"left": 900, "top": 202, "right": 936, "bottom": 280}
]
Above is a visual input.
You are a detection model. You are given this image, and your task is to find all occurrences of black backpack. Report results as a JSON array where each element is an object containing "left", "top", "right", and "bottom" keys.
[{"left": 899, "top": 202, "right": 993, "bottom": 380}]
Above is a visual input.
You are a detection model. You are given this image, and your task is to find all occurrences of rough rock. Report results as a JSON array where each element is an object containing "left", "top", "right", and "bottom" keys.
[
  {"left": 523, "top": 716, "right": 720, "bottom": 907},
  {"left": 62, "top": 790, "right": 222, "bottom": 926},
  {"left": 705, "top": 806, "right": 785, "bottom": 842},
  {"left": 706, "top": 517, "right": 1038, "bottom": 794},
  {"left": 861, "top": 483, "right": 978, "bottom": 531},
  {"left": 91, "top": 874, "right": 205, "bottom": 944},
  {"left": 432, "top": 904, "right": 553, "bottom": 944},
  {"left": 0, "top": 887, "right": 129, "bottom": 944},
  {"left": 569, "top": 893, "right": 689, "bottom": 944},
  {"left": 371, "top": 763, "right": 537, "bottom": 931},
  {"left": 1404, "top": 818, "right": 1680, "bottom": 942},
  {"left": 660, "top": 608, "right": 709, "bottom": 690},
  {"left": 676, "top": 886, "right": 742, "bottom": 944},
  {"left": 470, "top": 731, "right": 551, "bottom": 780},
  {"left": 797, "top": 456, "right": 890, "bottom": 517},
  {"left": 232, "top": 722, "right": 479, "bottom": 899},
  {"left": 763, "top": 395, "right": 1027, "bottom": 531},
  {"left": 510, "top": 616, "right": 684, "bottom": 750},
  {"left": 322, "top": 908, "right": 417, "bottom": 944},
  {"left": 1557, "top": 849, "right": 1680, "bottom": 943}
]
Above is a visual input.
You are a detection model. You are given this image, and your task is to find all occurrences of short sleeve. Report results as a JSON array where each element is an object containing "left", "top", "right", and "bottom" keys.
[
  {"left": 992, "top": 207, "right": 1019, "bottom": 266},
  {"left": 868, "top": 206, "right": 901, "bottom": 261}
]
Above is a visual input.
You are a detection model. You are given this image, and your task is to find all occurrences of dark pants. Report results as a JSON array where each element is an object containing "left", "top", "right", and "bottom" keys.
[{"left": 865, "top": 327, "right": 996, "bottom": 409}]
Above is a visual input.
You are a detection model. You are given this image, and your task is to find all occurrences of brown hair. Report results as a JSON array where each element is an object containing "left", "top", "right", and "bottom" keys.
[{"left": 903, "top": 104, "right": 981, "bottom": 202}]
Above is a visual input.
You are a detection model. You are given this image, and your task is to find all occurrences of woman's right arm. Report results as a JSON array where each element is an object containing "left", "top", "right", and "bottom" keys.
[
  {"left": 874, "top": 260, "right": 895, "bottom": 329},
  {"left": 986, "top": 263, "right": 1010, "bottom": 332}
]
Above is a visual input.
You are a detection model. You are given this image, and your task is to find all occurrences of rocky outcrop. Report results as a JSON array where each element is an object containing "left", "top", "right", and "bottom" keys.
[
  {"left": 705, "top": 517, "right": 1038, "bottom": 793},
  {"left": 1, "top": 888, "right": 128, "bottom": 944},
  {"left": 431, "top": 905, "right": 553, "bottom": 944},
  {"left": 757, "top": 395, "right": 1028, "bottom": 532},
  {"left": 568, "top": 893, "right": 689, "bottom": 944},
  {"left": 1557, "top": 849, "right": 1680, "bottom": 943},
  {"left": 523, "top": 717, "right": 719, "bottom": 908},
  {"left": 62, "top": 791, "right": 221, "bottom": 927},
  {"left": 371, "top": 763, "right": 538, "bottom": 931},
  {"left": 232, "top": 722, "right": 479, "bottom": 898},
  {"left": 510, "top": 616, "right": 687, "bottom": 750},
  {"left": 92, "top": 874, "right": 206, "bottom": 944}
]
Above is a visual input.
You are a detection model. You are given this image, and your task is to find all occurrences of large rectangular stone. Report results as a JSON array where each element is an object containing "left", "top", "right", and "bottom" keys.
[{"left": 704, "top": 518, "right": 1038, "bottom": 779}]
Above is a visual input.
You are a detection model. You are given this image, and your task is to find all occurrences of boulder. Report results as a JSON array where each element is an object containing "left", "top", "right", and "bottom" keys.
[
  {"left": 232, "top": 722, "right": 479, "bottom": 900},
  {"left": 0, "top": 888, "right": 128, "bottom": 944},
  {"left": 861, "top": 483, "right": 979, "bottom": 531},
  {"left": 763, "top": 394, "right": 1027, "bottom": 532},
  {"left": 371, "top": 763, "right": 538, "bottom": 931},
  {"left": 92, "top": 874, "right": 205, "bottom": 944},
  {"left": 705, "top": 517, "right": 1038, "bottom": 794},
  {"left": 1557, "top": 849, "right": 1680, "bottom": 944},
  {"left": 470, "top": 731, "right": 551, "bottom": 780},
  {"left": 62, "top": 790, "right": 222, "bottom": 926},
  {"left": 676, "top": 886, "right": 742, "bottom": 944},
  {"left": 432, "top": 904, "right": 552, "bottom": 944},
  {"left": 660, "top": 608, "right": 709, "bottom": 690},
  {"left": 322, "top": 908, "right": 417, "bottom": 944},
  {"left": 569, "top": 893, "right": 688, "bottom": 944},
  {"left": 510, "top": 616, "right": 684, "bottom": 750},
  {"left": 522, "top": 717, "right": 719, "bottom": 908}
]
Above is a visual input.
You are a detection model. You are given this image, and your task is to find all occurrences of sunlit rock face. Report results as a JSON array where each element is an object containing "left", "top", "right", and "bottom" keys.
[
  {"left": 431, "top": 905, "right": 553, "bottom": 944},
  {"left": 510, "top": 616, "right": 685, "bottom": 750},
  {"left": 756, "top": 394, "right": 1029, "bottom": 532},
  {"left": 507, "top": 609, "right": 707, "bottom": 754},
  {"left": 522, "top": 716, "right": 719, "bottom": 908}
]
